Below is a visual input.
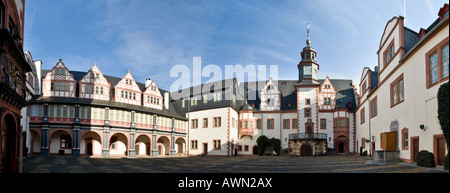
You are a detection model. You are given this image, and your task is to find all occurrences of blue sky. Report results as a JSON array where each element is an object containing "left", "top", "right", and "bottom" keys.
[{"left": 24, "top": 0, "right": 448, "bottom": 91}]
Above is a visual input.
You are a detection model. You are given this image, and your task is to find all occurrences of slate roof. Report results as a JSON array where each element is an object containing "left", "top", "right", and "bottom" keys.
[{"left": 35, "top": 70, "right": 357, "bottom": 119}]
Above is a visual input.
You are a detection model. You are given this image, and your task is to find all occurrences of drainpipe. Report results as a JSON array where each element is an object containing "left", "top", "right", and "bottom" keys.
[{"left": 367, "top": 95, "right": 372, "bottom": 157}]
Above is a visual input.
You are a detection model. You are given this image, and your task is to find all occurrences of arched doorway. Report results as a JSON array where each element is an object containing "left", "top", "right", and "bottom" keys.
[
  {"left": 81, "top": 131, "right": 102, "bottom": 156},
  {"left": 338, "top": 142, "right": 345, "bottom": 153},
  {"left": 135, "top": 135, "right": 151, "bottom": 156},
  {"left": 300, "top": 143, "right": 313, "bottom": 156},
  {"left": 1, "top": 113, "right": 17, "bottom": 173},
  {"left": 175, "top": 137, "right": 186, "bottom": 155},
  {"left": 335, "top": 135, "right": 348, "bottom": 154},
  {"left": 157, "top": 136, "right": 170, "bottom": 156}
]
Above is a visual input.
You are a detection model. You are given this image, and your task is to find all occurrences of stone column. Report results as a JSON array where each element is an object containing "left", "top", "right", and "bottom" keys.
[
  {"left": 102, "top": 127, "right": 110, "bottom": 157},
  {"left": 72, "top": 126, "right": 80, "bottom": 156},
  {"left": 170, "top": 135, "right": 176, "bottom": 156},
  {"left": 41, "top": 127, "right": 49, "bottom": 155},
  {"left": 129, "top": 130, "right": 136, "bottom": 157},
  {"left": 151, "top": 134, "right": 158, "bottom": 156}
]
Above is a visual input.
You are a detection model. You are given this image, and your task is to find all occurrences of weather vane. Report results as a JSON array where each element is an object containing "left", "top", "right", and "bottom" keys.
[{"left": 307, "top": 23, "right": 310, "bottom": 38}]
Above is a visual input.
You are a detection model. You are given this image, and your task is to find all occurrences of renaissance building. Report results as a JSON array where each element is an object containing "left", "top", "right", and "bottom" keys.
[
  {"left": 26, "top": 24, "right": 359, "bottom": 158},
  {"left": 355, "top": 3, "right": 448, "bottom": 166}
]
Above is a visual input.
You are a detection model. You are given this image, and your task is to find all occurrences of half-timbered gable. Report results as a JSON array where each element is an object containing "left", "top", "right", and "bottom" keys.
[
  {"left": 143, "top": 80, "right": 163, "bottom": 110},
  {"left": 42, "top": 59, "right": 76, "bottom": 97},
  {"left": 319, "top": 76, "right": 336, "bottom": 111},
  {"left": 79, "top": 63, "right": 110, "bottom": 100},
  {"left": 259, "top": 78, "right": 281, "bottom": 112},
  {"left": 113, "top": 70, "right": 142, "bottom": 106}
]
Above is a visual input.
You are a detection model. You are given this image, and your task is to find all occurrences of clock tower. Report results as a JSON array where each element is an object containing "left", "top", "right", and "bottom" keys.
[
  {"left": 295, "top": 23, "right": 321, "bottom": 139},
  {"left": 298, "top": 23, "right": 319, "bottom": 85}
]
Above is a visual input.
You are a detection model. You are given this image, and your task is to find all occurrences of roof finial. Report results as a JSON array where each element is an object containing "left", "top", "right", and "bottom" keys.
[
  {"left": 307, "top": 23, "right": 310, "bottom": 38},
  {"left": 306, "top": 23, "right": 311, "bottom": 46}
]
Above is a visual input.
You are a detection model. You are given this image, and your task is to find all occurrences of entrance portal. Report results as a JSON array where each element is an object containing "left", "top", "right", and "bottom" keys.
[
  {"left": 338, "top": 142, "right": 345, "bottom": 153},
  {"left": 300, "top": 144, "right": 313, "bottom": 156}
]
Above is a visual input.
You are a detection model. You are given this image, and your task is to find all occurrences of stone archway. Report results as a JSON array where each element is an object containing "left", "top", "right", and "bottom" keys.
[
  {"left": 49, "top": 130, "right": 72, "bottom": 155},
  {"left": 0, "top": 113, "right": 18, "bottom": 173},
  {"left": 175, "top": 137, "right": 186, "bottom": 155},
  {"left": 157, "top": 136, "right": 170, "bottom": 156},
  {"left": 110, "top": 133, "right": 128, "bottom": 156},
  {"left": 335, "top": 135, "right": 349, "bottom": 154},
  {"left": 135, "top": 134, "right": 151, "bottom": 156},
  {"left": 81, "top": 131, "right": 102, "bottom": 156},
  {"left": 300, "top": 143, "right": 313, "bottom": 156}
]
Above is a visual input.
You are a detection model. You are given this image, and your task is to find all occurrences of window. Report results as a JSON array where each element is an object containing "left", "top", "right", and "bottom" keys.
[
  {"left": 442, "top": 44, "right": 449, "bottom": 78},
  {"left": 283, "top": 119, "right": 290, "bottom": 129},
  {"left": 362, "top": 82, "right": 367, "bottom": 94},
  {"left": 320, "top": 119, "right": 326, "bottom": 129},
  {"left": 360, "top": 107, "right": 365, "bottom": 124},
  {"left": 60, "top": 135, "right": 72, "bottom": 149},
  {"left": 267, "top": 119, "right": 274, "bottom": 129},
  {"left": 305, "top": 98, "right": 311, "bottom": 105},
  {"left": 191, "top": 119, "right": 198, "bottom": 128},
  {"left": 390, "top": 74, "right": 404, "bottom": 107},
  {"left": 304, "top": 108, "right": 311, "bottom": 117},
  {"left": 100, "top": 87, "right": 104, "bottom": 94},
  {"left": 339, "top": 119, "right": 346, "bottom": 127},
  {"left": 213, "top": 117, "right": 221, "bottom": 127},
  {"left": 426, "top": 38, "right": 449, "bottom": 88},
  {"left": 213, "top": 140, "right": 221, "bottom": 150},
  {"left": 370, "top": 96, "right": 378, "bottom": 118},
  {"left": 430, "top": 53, "right": 438, "bottom": 84},
  {"left": 402, "top": 128, "right": 409, "bottom": 150},
  {"left": 191, "top": 140, "right": 198, "bottom": 150},
  {"left": 292, "top": 119, "right": 298, "bottom": 129},
  {"left": 256, "top": 119, "right": 261, "bottom": 129},
  {"left": 390, "top": 44, "right": 395, "bottom": 58},
  {"left": 203, "top": 118, "right": 208, "bottom": 128},
  {"left": 384, "top": 40, "right": 395, "bottom": 68}
]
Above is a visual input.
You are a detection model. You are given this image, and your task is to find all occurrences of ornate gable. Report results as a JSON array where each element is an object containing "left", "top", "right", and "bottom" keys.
[
  {"left": 260, "top": 78, "right": 281, "bottom": 112},
  {"left": 319, "top": 76, "right": 336, "bottom": 111},
  {"left": 143, "top": 80, "right": 163, "bottom": 110},
  {"left": 113, "top": 70, "right": 142, "bottom": 106},
  {"left": 42, "top": 59, "right": 76, "bottom": 97},
  {"left": 79, "top": 63, "right": 110, "bottom": 100}
]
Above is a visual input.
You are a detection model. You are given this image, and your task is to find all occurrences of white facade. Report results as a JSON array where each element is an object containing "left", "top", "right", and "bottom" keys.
[
  {"left": 187, "top": 107, "right": 238, "bottom": 156},
  {"left": 355, "top": 11, "right": 448, "bottom": 165}
]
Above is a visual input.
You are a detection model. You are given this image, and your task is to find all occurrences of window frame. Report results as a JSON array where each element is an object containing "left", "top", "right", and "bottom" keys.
[
  {"left": 390, "top": 73, "right": 404, "bottom": 108},
  {"left": 426, "top": 37, "right": 450, "bottom": 89}
]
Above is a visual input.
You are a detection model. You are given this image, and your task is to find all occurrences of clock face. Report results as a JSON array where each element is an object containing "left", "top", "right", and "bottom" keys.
[{"left": 304, "top": 66, "right": 312, "bottom": 75}]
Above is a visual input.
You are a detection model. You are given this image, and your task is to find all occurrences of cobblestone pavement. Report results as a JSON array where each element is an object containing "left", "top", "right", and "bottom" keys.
[{"left": 22, "top": 155, "right": 447, "bottom": 173}]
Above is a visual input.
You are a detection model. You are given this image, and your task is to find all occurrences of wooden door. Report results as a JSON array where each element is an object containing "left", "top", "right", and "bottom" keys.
[
  {"left": 203, "top": 143, "right": 208, "bottom": 155},
  {"left": 412, "top": 138, "right": 419, "bottom": 162}
]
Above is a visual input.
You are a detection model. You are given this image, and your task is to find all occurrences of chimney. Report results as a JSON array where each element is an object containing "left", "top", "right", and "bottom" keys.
[
  {"left": 145, "top": 78, "right": 152, "bottom": 88},
  {"left": 164, "top": 92, "right": 170, "bottom": 110}
]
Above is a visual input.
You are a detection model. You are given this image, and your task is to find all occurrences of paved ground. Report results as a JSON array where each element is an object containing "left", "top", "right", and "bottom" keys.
[{"left": 22, "top": 155, "right": 447, "bottom": 173}]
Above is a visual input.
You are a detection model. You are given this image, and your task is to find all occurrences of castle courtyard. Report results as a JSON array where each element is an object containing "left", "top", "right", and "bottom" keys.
[{"left": 22, "top": 155, "right": 447, "bottom": 173}]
